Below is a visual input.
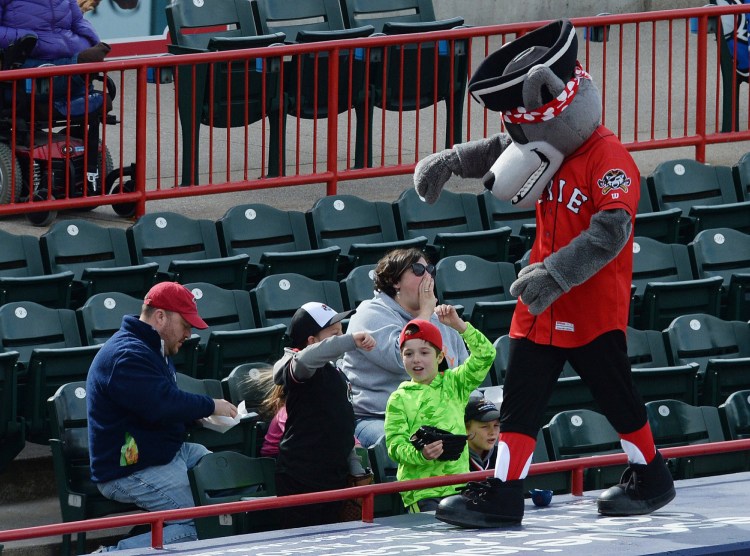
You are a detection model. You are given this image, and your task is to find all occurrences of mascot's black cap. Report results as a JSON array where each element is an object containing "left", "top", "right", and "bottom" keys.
[{"left": 468, "top": 19, "right": 578, "bottom": 112}]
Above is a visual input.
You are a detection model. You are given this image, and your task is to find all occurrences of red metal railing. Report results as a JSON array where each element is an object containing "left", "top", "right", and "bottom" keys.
[
  {"left": 0, "top": 439, "right": 748, "bottom": 549},
  {"left": 1, "top": 5, "right": 749, "bottom": 220}
]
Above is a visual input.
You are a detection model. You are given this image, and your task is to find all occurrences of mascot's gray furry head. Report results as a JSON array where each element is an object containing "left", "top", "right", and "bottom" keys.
[{"left": 470, "top": 19, "right": 601, "bottom": 207}]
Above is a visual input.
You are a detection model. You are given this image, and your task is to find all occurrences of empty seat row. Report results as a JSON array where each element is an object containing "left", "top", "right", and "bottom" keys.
[
  {"left": 0, "top": 189, "right": 536, "bottom": 308},
  {"left": 631, "top": 228, "right": 750, "bottom": 327},
  {"left": 167, "top": 0, "right": 467, "bottom": 183},
  {"left": 540, "top": 398, "right": 750, "bottom": 493},
  {"left": 637, "top": 157, "right": 750, "bottom": 244},
  {"left": 489, "top": 313, "right": 750, "bottom": 417}
]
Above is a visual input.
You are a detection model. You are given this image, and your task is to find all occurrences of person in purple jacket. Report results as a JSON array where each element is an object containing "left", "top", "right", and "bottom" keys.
[
  {"left": 0, "top": 0, "right": 110, "bottom": 64},
  {"left": 86, "top": 282, "right": 238, "bottom": 551}
]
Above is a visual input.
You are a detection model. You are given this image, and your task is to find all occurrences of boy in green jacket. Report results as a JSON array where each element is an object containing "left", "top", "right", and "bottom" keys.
[{"left": 384, "top": 304, "right": 496, "bottom": 512}]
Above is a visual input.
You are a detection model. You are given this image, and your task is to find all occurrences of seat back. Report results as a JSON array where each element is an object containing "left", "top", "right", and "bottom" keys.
[
  {"left": 543, "top": 409, "right": 621, "bottom": 460},
  {"left": 648, "top": 159, "right": 741, "bottom": 212},
  {"left": 630, "top": 363, "right": 700, "bottom": 406},
  {"left": 477, "top": 191, "right": 537, "bottom": 261},
  {"left": 542, "top": 408, "right": 624, "bottom": 490},
  {"left": 39, "top": 219, "right": 133, "bottom": 280},
  {"left": 222, "top": 363, "right": 276, "bottom": 408},
  {"left": 126, "top": 211, "right": 225, "bottom": 273},
  {"left": 167, "top": 0, "right": 261, "bottom": 50},
  {"left": 25, "top": 345, "right": 102, "bottom": 443},
  {"left": 719, "top": 389, "right": 750, "bottom": 440},
  {"left": 702, "top": 357, "right": 750, "bottom": 406},
  {"left": 77, "top": 292, "right": 143, "bottom": 345},
  {"left": 0, "top": 228, "right": 48, "bottom": 277},
  {"left": 47, "top": 382, "right": 139, "bottom": 533},
  {"left": 217, "top": 204, "right": 313, "bottom": 260},
  {"left": 307, "top": 195, "right": 401, "bottom": 254},
  {"left": 341, "top": 0, "right": 436, "bottom": 31},
  {"left": 393, "top": 188, "right": 483, "bottom": 244},
  {"left": 732, "top": 150, "right": 750, "bottom": 200},
  {"left": 175, "top": 373, "right": 255, "bottom": 454},
  {"left": 340, "top": 264, "right": 377, "bottom": 310},
  {"left": 0, "top": 351, "right": 22, "bottom": 473},
  {"left": 434, "top": 255, "right": 516, "bottom": 320},
  {"left": 665, "top": 313, "right": 750, "bottom": 373},
  {"left": 188, "top": 451, "right": 277, "bottom": 538},
  {"left": 251, "top": 272, "right": 345, "bottom": 330},
  {"left": 217, "top": 204, "right": 341, "bottom": 285},
  {"left": 0, "top": 228, "right": 74, "bottom": 308},
  {"left": 689, "top": 227, "right": 750, "bottom": 286},
  {"left": 167, "top": 0, "right": 287, "bottom": 183},
  {"left": 646, "top": 399, "right": 726, "bottom": 446},
  {"left": 255, "top": 0, "right": 348, "bottom": 37},
  {"left": 626, "top": 326, "right": 670, "bottom": 368},
  {"left": 0, "top": 301, "right": 82, "bottom": 368},
  {"left": 631, "top": 237, "right": 694, "bottom": 299},
  {"left": 254, "top": 0, "right": 373, "bottom": 111},
  {"left": 183, "top": 282, "right": 257, "bottom": 346},
  {"left": 645, "top": 399, "right": 746, "bottom": 478}
]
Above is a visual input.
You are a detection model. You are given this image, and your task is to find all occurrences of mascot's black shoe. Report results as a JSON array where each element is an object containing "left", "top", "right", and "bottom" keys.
[
  {"left": 597, "top": 451, "right": 675, "bottom": 516},
  {"left": 435, "top": 478, "right": 524, "bottom": 528}
]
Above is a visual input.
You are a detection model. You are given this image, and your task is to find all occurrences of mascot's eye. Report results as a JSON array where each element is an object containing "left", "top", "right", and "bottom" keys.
[{"left": 506, "top": 123, "right": 528, "bottom": 145}]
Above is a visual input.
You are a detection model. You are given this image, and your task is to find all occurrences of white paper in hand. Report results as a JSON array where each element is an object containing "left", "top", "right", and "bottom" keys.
[{"left": 198, "top": 401, "right": 249, "bottom": 433}]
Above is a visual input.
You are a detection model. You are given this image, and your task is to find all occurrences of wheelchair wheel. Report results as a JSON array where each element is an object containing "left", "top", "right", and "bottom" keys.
[
  {"left": 107, "top": 162, "right": 137, "bottom": 218},
  {"left": 0, "top": 142, "right": 21, "bottom": 205},
  {"left": 26, "top": 193, "right": 57, "bottom": 227}
]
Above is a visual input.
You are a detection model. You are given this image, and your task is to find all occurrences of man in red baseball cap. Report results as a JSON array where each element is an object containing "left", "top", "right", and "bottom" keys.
[
  {"left": 86, "top": 282, "right": 236, "bottom": 550},
  {"left": 143, "top": 281, "right": 208, "bottom": 355}
]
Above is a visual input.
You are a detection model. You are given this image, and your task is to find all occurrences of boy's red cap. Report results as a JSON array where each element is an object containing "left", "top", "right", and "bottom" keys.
[
  {"left": 144, "top": 282, "right": 208, "bottom": 329},
  {"left": 399, "top": 319, "right": 443, "bottom": 351}
]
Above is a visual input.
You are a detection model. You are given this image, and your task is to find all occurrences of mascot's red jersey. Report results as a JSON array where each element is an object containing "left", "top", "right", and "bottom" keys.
[{"left": 510, "top": 125, "right": 640, "bottom": 348}]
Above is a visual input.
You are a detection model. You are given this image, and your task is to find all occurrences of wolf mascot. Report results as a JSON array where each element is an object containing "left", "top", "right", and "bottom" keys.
[{"left": 413, "top": 19, "right": 675, "bottom": 528}]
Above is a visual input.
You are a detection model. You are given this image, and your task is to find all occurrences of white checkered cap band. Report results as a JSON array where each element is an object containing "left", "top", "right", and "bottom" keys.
[{"left": 301, "top": 301, "right": 338, "bottom": 328}]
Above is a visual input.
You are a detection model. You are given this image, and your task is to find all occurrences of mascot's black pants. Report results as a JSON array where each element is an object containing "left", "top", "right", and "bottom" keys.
[{"left": 499, "top": 329, "right": 647, "bottom": 437}]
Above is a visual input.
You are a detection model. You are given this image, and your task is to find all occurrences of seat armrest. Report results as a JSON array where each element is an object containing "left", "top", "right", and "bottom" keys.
[
  {"left": 382, "top": 17, "right": 465, "bottom": 35},
  {"left": 207, "top": 32, "right": 287, "bottom": 51},
  {"left": 295, "top": 25, "right": 375, "bottom": 43}
]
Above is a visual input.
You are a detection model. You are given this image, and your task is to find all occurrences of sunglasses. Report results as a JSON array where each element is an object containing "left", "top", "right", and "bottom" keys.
[{"left": 411, "top": 262, "right": 436, "bottom": 277}]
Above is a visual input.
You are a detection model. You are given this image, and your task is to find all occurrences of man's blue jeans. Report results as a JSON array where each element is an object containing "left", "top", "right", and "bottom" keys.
[{"left": 96, "top": 442, "right": 210, "bottom": 551}]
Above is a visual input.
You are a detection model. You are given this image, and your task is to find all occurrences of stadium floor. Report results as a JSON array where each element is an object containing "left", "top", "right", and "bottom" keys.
[{"left": 105, "top": 471, "right": 750, "bottom": 556}]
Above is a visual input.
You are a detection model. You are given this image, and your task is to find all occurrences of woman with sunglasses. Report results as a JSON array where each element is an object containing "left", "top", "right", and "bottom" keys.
[{"left": 341, "top": 248, "right": 470, "bottom": 450}]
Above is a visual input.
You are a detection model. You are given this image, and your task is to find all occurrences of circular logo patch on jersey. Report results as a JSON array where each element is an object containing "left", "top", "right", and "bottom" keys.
[{"left": 597, "top": 169, "right": 631, "bottom": 195}]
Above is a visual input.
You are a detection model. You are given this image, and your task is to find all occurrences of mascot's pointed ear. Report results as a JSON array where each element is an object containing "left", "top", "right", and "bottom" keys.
[{"left": 522, "top": 65, "right": 566, "bottom": 111}]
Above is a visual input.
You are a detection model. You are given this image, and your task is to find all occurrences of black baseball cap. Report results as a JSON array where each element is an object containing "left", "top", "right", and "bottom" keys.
[
  {"left": 465, "top": 397, "right": 501, "bottom": 422},
  {"left": 288, "top": 302, "right": 354, "bottom": 349}
]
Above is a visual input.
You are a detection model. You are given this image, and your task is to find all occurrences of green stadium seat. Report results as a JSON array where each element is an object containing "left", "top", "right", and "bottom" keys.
[
  {"left": 393, "top": 188, "right": 511, "bottom": 262},
  {"left": 216, "top": 203, "right": 340, "bottom": 288},
  {"left": 646, "top": 399, "right": 750, "bottom": 478},
  {"left": 188, "top": 451, "right": 278, "bottom": 539},
  {"left": 48, "top": 382, "right": 139, "bottom": 555},
  {"left": 542, "top": 408, "right": 627, "bottom": 491}
]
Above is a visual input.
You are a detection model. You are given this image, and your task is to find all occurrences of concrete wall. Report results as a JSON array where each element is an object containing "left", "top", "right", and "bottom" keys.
[{"left": 435, "top": 0, "right": 706, "bottom": 26}]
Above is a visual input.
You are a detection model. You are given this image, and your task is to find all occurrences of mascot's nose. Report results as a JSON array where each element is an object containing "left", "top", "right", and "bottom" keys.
[{"left": 482, "top": 171, "right": 496, "bottom": 191}]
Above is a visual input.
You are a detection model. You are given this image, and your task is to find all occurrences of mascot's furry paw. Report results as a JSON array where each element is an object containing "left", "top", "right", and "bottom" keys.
[
  {"left": 510, "top": 262, "right": 564, "bottom": 315},
  {"left": 414, "top": 150, "right": 459, "bottom": 205}
]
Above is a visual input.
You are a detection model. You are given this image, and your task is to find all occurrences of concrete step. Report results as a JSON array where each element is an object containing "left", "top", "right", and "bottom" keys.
[
  {"left": 0, "top": 444, "right": 56, "bottom": 505},
  {"left": 0, "top": 496, "right": 128, "bottom": 556},
  {"left": 0, "top": 444, "right": 142, "bottom": 555}
]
